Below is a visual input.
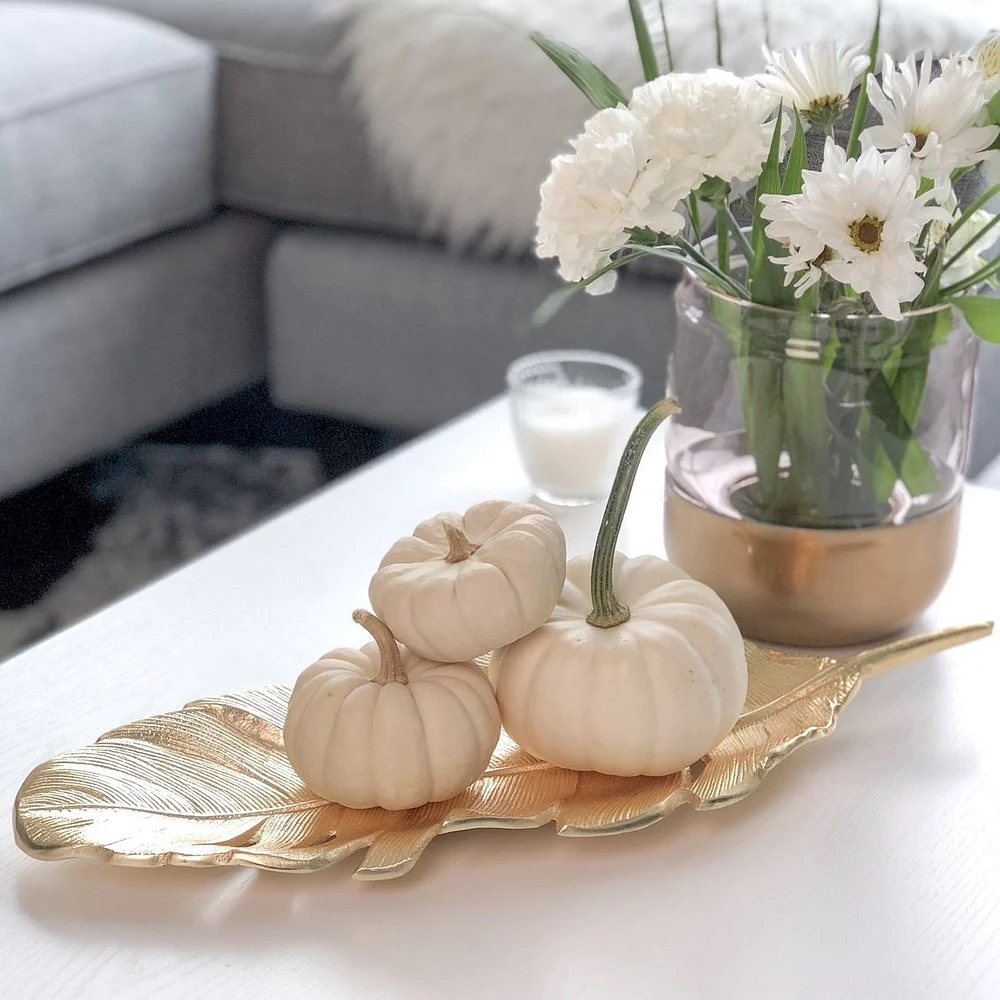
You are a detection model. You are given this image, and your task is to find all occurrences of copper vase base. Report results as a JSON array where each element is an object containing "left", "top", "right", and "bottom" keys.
[{"left": 664, "top": 485, "right": 961, "bottom": 647}]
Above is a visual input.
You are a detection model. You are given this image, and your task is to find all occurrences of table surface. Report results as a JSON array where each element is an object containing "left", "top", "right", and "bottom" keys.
[{"left": 3, "top": 398, "right": 999, "bottom": 1000}]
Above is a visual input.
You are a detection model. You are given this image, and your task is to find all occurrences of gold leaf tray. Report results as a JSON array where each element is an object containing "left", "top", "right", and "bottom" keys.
[{"left": 14, "top": 624, "right": 992, "bottom": 881}]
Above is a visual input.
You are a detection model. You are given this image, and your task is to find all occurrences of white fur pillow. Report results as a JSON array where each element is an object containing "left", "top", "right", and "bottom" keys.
[{"left": 345, "top": 0, "right": 998, "bottom": 250}]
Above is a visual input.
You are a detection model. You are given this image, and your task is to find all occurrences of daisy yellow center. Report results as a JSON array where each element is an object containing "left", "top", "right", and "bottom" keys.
[
  {"left": 911, "top": 131, "right": 929, "bottom": 153},
  {"left": 849, "top": 214, "right": 884, "bottom": 254},
  {"left": 978, "top": 39, "right": 1000, "bottom": 79}
]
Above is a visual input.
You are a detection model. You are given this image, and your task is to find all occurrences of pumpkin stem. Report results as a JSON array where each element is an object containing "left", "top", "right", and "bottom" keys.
[
  {"left": 443, "top": 521, "right": 479, "bottom": 563},
  {"left": 352, "top": 610, "right": 408, "bottom": 685},
  {"left": 586, "top": 398, "right": 682, "bottom": 629}
]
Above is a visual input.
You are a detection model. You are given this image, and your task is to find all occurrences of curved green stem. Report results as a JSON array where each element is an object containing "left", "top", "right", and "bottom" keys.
[{"left": 586, "top": 398, "right": 681, "bottom": 628}]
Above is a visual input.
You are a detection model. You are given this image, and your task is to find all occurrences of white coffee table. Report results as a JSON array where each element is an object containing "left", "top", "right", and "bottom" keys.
[{"left": 3, "top": 398, "right": 999, "bottom": 1000}]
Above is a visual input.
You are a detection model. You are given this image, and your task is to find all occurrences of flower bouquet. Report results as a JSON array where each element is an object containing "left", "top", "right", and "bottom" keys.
[{"left": 533, "top": 3, "right": 1000, "bottom": 542}]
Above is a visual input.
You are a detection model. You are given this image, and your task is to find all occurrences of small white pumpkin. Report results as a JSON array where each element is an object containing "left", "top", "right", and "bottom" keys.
[
  {"left": 369, "top": 500, "right": 567, "bottom": 662},
  {"left": 284, "top": 610, "right": 501, "bottom": 810},
  {"left": 491, "top": 400, "right": 748, "bottom": 777}
]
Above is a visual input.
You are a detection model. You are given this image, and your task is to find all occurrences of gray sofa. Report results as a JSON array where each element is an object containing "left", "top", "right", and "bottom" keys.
[{"left": 2, "top": 0, "right": 998, "bottom": 498}]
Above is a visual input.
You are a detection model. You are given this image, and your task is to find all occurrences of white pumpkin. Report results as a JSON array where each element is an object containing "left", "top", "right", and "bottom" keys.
[
  {"left": 284, "top": 610, "right": 501, "bottom": 810},
  {"left": 491, "top": 399, "right": 748, "bottom": 777},
  {"left": 369, "top": 500, "right": 567, "bottom": 662}
]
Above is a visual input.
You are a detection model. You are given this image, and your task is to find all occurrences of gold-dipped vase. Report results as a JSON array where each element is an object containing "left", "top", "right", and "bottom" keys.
[{"left": 665, "top": 485, "right": 961, "bottom": 647}]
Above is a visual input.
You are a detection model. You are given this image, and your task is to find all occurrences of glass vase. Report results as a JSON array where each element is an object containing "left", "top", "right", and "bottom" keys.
[{"left": 665, "top": 270, "right": 978, "bottom": 646}]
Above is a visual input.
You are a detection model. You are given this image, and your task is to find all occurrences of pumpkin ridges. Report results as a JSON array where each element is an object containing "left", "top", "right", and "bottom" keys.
[
  {"left": 285, "top": 670, "right": 356, "bottom": 769},
  {"left": 377, "top": 536, "right": 442, "bottom": 567},
  {"left": 410, "top": 680, "right": 496, "bottom": 799},
  {"left": 373, "top": 684, "right": 434, "bottom": 809},
  {"left": 370, "top": 501, "right": 567, "bottom": 662},
  {"left": 412, "top": 511, "right": 463, "bottom": 545},
  {"left": 466, "top": 500, "right": 544, "bottom": 538},
  {"left": 320, "top": 683, "right": 379, "bottom": 808}
]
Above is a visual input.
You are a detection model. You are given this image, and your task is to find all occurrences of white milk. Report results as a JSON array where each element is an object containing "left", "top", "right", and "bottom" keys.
[{"left": 511, "top": 385, "right": 633, "bottom": 503}]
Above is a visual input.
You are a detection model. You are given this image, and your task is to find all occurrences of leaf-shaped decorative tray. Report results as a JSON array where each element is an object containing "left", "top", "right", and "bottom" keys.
[{"left": 14, "top": 624, "right": 992, "bottom": 881}]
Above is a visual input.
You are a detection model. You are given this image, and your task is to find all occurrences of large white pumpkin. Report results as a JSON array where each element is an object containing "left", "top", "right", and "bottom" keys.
[
  {"left": 491, "top": 552, "right": 747, "bottom": 776},
  {"left": 369, "top": 500, "right": 567, "bottom": 662},
  {"left": 491, "top": 398, "right": 748, "bottom": 777},
  {"left": 284, "top": 611, "right": 501, "bottom": 810}
]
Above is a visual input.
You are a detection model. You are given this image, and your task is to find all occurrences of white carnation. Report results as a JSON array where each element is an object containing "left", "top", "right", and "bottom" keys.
[
  {"left": 536, "top": 107, "right": 698, "bottom": 294},
  {"left": 629, "top": 69, "right": 781, "bottom": 184}
]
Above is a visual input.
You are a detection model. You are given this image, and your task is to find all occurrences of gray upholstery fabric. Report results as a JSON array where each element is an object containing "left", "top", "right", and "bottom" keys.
[
  {"left": 0, "top": 3, "right": 216, "bottom": 294},
  {"left": 267, "top": 228, "right": 674, "bottom": 431},
  {"left": 971, "top": 343, "right": 1000, "bottom": 478},
  {"left": 215, "top": 55, "right": 414, "bottom": 232},
  {"left": 0, "top": 213, "right": 272, "bottom": 496},
  {"left": 37, "top": 0, "right": 408, "bottom": 230},
  {"left": 31, "top": 0, "right": 350, "bottom": 58}
]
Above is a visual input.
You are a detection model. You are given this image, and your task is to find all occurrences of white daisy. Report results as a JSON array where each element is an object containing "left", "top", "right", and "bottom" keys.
[
  {"left": 629, "top": 69, "right": 781, "bottom": 185},
  {"left": 971, "top": 31, "right": 1000, "bottom": 95},
  {"left": 536, "top": 107, "right": 699, "bottom": 294},
  {"left": 862, "top": 52, "right": 999, "bottom": 180},
  {"left": 757, "top": 42, "right": 869, "bottom": 129},
  {"left": 761, "top": 139, "right": 949, "bottom": 319}
]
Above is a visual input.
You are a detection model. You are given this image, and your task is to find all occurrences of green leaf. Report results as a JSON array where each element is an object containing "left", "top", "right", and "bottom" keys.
[
  {"left": 749, "top": 110, "right": 790, "bottom": 307},
  {"left": 532, "top": 251, "right": 649, "bottom": 326},
  {"left": 621, "top": 243, "right": 749, "bottom": 298},
  {"left": 845, "top": 0, "right": 881, "bottom": 160},
  {"left": 988, "top": 90, "right": 1000, "bottom": 127},
  {"left": 866, "top": 370, "right": 940, "bottom": 498},
  {"left": 781, "top": 111, "right": 807, "bottom": 196},
  {"left": 712, "top": 0, "right": 724, "bottom": 66},
  {"left": 531, "top": 33, "right": 629, "bottom": 110},
  {"left": 627, "top": 0, "right": 659, "bottom": 81},
  {"left": 952, "top": 295, "right": 1000, "bottom": 342},
  {"left": 657, "top": 0, "right": 674, "bottom": 71},
  {"left": 782, "top": 347, "right": 831, "bottom": 514}
]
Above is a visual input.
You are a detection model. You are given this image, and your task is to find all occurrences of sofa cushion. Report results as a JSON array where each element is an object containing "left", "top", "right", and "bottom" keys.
[
  {"left": 0, "top": 3, "right": 215, "bottom": 294},
  {"left": 38, "top": 0, "right": 414, "bottom": 232}
]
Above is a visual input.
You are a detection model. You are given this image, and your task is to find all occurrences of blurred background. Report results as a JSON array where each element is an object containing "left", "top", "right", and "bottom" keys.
[{"left": 2, "top": 0, "right": 999, "bottom": 659}]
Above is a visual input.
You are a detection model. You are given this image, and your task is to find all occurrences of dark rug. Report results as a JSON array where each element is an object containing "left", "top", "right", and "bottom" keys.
[
  {"left": 0, "top": 444, "right": 325, "bottom": 660},
  {"left": 0, "top": 386, "right": 408, "bottom": 662}
]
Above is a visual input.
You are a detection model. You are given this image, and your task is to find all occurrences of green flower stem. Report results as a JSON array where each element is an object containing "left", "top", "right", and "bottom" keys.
[
  {"left": 940, "top": 254, "right": 1000, "bottom": 297},
  {"left": 587, "top": 398, "right": 681, "bottom": 629},
  {"left": 946, "top": 183, "right": 1000, "bottom": 243},
  {"left": 719, "top": 206, "right": 754, "bottom": 263},
  {"left": 687, "top": 195, "right": 704, "bottom": 250},
  {"left": 716, "top": 221, "right": 730, "bottom": 275},
  {"left": 941, "top": 212, "right": 1000, "bottom": 274}
]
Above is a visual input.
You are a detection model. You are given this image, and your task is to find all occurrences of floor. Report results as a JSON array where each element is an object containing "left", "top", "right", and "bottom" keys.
[{"left": 0, "top": 385, "right": 408, "bottom": 648}]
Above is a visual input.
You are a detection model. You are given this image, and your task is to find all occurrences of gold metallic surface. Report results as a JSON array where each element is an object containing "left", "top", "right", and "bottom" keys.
[
  {"left": 14, "top": 623, "right": 991, "bottom": 881},
  {"left": 665, "top": 485, "right": 962, "bottom": 647}
]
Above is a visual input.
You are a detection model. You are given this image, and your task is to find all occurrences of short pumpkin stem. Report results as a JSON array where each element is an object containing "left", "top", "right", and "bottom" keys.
[
  {"left": 352, "top": 609, "right": 408, "bottom": 685},
  {"left": 586, "top": 398, "right": 682, "bottom": 629},
  {"left": 443, "top": 521, "right": 479, "bottom": 563}
]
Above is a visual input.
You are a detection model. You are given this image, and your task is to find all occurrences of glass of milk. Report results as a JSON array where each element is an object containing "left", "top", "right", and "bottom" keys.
[{"left": 506, "top": 350, "right": 642, "bottom": 506}]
